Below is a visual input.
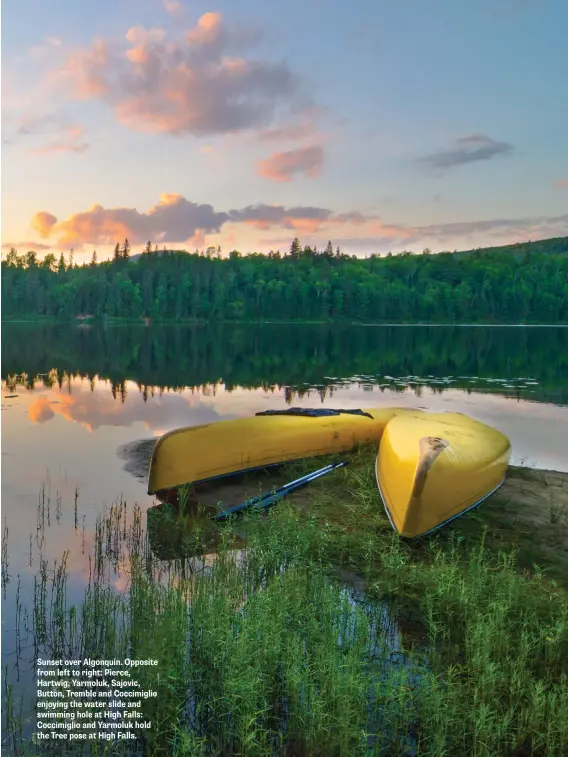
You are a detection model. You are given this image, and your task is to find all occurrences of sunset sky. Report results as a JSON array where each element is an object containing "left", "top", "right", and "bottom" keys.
[{"left": 2, "top": 0, "right": 567, "bottom": 262}]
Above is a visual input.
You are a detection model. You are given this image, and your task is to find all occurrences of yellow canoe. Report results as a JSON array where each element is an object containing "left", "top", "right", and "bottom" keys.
[
  {"left": 148, "top": 406, "right": 411, "bottom": 495},
  {"left": 376, "top": 412, "right": 510, "bottom": 538}
]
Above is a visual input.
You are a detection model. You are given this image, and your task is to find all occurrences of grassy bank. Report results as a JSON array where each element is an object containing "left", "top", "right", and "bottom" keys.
[{"left": 3, "top": 448, "right": 568, "bottom": 756}]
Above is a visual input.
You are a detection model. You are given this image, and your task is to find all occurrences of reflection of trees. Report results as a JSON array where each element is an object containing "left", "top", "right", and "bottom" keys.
[{"left": 2, "top": 324, "right": 568, "bottom": 405}]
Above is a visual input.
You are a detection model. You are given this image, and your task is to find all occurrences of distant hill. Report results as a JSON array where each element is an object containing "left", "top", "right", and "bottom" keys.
[
  {"left": 452, "top": 236, "right": 568, "bottom": 259},
  {"left": 129, "top": 249, "right": 188, "bottom": 262},
  {"left": 127, "top": 238, "right": 568, "bottom": 261}
]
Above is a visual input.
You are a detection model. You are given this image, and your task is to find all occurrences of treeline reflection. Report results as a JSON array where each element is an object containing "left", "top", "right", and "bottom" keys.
[{"left": 3, "top": 324, "right": 567, "bottom": 405}]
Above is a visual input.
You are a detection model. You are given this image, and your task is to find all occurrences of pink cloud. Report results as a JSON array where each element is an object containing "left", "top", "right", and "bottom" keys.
[
  {"left": 56, "top": 38, "right": 111, "bottom": 99},
  {"left": 554, "top": 179, "right": 568, "bottom": 190},
  {"left": 188, "top": 229, "right": 207, "bottom": 248},
  {"left": 186, "top": 11, "right": 223, "bottom": 45},
  {"left": 230, "top": 203, "right": 337, "bottom": 231},
  {"left": 51, "top": 14, "right": 308, "bottom": 137},
  {"left": 30, "top": 194, "right": 229, "bottom": 247},
  {"left": 163, "top": 0, "right": 184, "bottom": 17},
  {"left": 31, "top": 211, "right": 58, "bottom": 238},
  {"left": 256, "top": 145, "right": 324, "bottom": 182}
]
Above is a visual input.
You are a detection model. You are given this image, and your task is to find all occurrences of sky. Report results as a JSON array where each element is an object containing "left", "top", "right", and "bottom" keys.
[{"left": 2, "top": 0, "right": 567, "bottom": 262}]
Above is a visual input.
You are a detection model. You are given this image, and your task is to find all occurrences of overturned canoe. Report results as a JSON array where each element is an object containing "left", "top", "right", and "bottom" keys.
[
  {"left": 148, "top": 406, "right": 413, "bottom": 495},
  {"left": 376, "top": 412, "right": 510, "bottom": 538}
]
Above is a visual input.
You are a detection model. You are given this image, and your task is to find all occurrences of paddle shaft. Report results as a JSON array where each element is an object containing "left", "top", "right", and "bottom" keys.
[{"left": 215, "top": 461, "right": 348, "bottom": 521}]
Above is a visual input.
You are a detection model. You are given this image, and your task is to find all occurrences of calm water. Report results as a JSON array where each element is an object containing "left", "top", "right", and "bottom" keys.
[{"left": 2, "top": 323, "right": 568, "bottom": 734}]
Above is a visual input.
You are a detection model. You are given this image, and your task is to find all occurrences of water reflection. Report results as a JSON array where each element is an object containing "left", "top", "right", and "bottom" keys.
[
  {"left": 22, "top": 378, "right": 224, "bottom": 433},
  {"left": 3, "top": 322, "right": 568, "bottom": 405}
]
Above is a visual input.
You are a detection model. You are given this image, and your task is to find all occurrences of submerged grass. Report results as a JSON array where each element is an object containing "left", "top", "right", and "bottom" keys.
[{"left": 3, "top": 446, "right": 568, "bottom": 756}]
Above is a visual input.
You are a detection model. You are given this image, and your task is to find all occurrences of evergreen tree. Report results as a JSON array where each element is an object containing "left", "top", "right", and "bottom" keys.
[
  {"left": 90, "top": 250, "right": 98, "bottom": 267},
  {"left": 122, "top": 238, "right": 131, "bottom": 260},
  {"left": 6, "top": 247, "right": 18, "bottom": 266},
  {"left": 290, "top": 237, "right": 302, "bottom": 258},
  {"left": 113, "top": 243, "right": 121, "bottom": 262}
]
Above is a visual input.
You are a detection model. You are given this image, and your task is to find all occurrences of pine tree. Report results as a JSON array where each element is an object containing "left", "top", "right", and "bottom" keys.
[
  {"left": 90, "top": 250, "right": 98, "bottom": 267},
  {"left": 113, "top": 243, "right": 121, "bottom": 262},
  {"left": 290, "top": 237, "right": 302, "bottom": 258},
  {"left": 325, "top": 240, "right": 333, "bottom": 258},
  {"left": 122, "top": 238, "right": 131, "bottom": 260},
  {"left": 57, "top": 253, "right": 66, "bottom": 273},
  {"left": 144, "top": 241, "right": 152, "bottom": 255}
]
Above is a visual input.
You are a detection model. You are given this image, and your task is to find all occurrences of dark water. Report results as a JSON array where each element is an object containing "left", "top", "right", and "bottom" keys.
[{"left": 2, "top": 323, "right": 568, "bottom": 744}]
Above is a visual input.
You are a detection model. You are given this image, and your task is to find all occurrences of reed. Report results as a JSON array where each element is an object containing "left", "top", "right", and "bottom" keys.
[{"left": 2, "top": 448, "right": 567, "bottom": 756}]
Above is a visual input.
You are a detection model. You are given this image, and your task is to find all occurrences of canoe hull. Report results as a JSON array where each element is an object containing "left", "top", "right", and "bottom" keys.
[
  {"left": 376, "top": 412, "right": 511, "bottom": 538},
  {"left": 148, "top": 406, "right": 415, "bottom": 495}
]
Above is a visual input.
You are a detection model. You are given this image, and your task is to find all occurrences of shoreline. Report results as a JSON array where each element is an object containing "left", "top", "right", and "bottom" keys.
[
  {"left": 3, "top": 318, "right": 568, "bottom": 328},
  {"left": 119, "top": 437, "right": 568, "bottom": 586}
]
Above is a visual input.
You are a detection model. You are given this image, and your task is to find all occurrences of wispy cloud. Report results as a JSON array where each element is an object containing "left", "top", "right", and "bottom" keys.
[
  {"left": 2, "top": 241, "right": 52, "bottom": 251},
  {"left": 17, "top": 113, "right": 60, "bottom": 135},
  {"left": 29, "top": 36, "right": 62, "bottom": 59},
  {"left": 327, "top": 213, "right": 568, "bottom": 254},
  {"left": 256, "top": 145, "right": 324, "bottom": 182},
  {"left": 29, "top": 125, "right": 89, "bottom": 155},
  {"left": 554, "top": 178, "right": 568, "bottom": 190},
  {"left": 15, "top": 115, "right": 89, "bottom": 155},
  {"left": 417, "top": 134, "right": 514, "bottom": 170},
  {"left": 258, "top": 122, "right": 318, "bottom": 142},
  {"left": 50, "top": 13, "right": 311, "bottom": 138}
]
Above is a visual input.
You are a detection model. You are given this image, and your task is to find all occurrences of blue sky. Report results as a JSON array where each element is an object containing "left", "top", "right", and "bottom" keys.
[{"left": 2, "top": 0, "right": 567, "bottom": 260}]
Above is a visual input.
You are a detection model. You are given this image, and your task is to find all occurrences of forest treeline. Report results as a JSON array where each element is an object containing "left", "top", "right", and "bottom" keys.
[
  {"left": 3, "top": 322, "right": 568, "bottom": 406},
  {"left": 2, "top": 236, "right": 568, "bottom": 323}
]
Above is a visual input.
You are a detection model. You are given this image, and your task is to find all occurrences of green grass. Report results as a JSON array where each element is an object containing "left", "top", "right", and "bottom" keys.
[{"left": 2, "top": 448, "right": 568, "bottom": 756}]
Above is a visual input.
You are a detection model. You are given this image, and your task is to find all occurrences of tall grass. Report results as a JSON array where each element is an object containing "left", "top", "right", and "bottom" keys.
[{"left": 2, "top": 461, "right": 568, "bottom": 756}]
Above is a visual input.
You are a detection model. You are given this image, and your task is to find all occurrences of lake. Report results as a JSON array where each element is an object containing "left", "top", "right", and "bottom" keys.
[{"left": 2, "top": 322, "right": 568, "bottom": 742}]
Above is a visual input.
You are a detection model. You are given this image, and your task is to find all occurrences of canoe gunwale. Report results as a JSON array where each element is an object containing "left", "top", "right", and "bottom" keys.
[{"left": 148, "top": 457, "right": 321, "bottom": 496}]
